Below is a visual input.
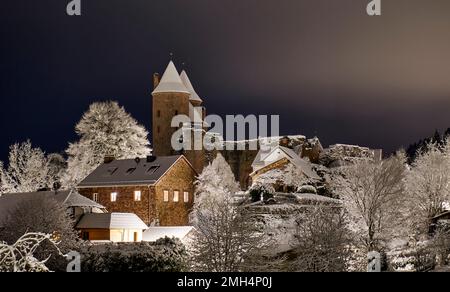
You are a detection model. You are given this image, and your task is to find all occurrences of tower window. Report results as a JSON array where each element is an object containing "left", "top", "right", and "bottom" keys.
[
  {"left": 184, "top": 192, "right": 189, "bottom": 203},
  {"left": 173, "top": 191, "right": 179, "bottom": 202}
]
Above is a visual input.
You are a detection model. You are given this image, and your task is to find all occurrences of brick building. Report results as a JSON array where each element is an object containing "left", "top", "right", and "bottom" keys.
[{"left": 77, "top": 155, "right": 197, "bottom": 226}]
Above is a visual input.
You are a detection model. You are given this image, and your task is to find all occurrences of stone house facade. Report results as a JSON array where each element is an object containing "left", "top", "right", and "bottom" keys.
[{"left": 77, "top": 155, "right": 197, "bottom": 226}]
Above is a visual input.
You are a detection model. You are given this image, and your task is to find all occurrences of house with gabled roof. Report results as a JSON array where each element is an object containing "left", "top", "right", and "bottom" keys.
[
  {"left": 0, "top": 190, "right": 105, "bottom": 229},
  {"left": 250, "top": 145, "right": 321, "bottom": 191},
  {"left": 77, "top": 155, "right": 197, "bottom": 227}
]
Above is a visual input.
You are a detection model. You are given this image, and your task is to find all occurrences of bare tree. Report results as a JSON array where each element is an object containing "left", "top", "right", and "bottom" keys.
[
  {"left": 0, "top": 232, "right": 62, "bottom": 272},
  {"left": 287, "top": 205, "right": 353, "bottom": 272},
  {"left": 331, "top": 154, "right": 407, "bottom": 252},
  {"left": 405, "top": 140, "right": 450, "bottom": 234}
]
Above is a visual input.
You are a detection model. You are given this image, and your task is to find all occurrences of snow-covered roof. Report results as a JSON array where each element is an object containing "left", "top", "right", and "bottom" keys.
[
  {"left": 143, "top": 226, "right": 195, "bottom": 242},
  {"left": 62, "top": 190, "right": 105, "bottom": 209},
  {"left": 152, "top": 61, "right": 190, "bottom": 94},
  {"left": 180, "top": 70, "right": 202, "bottom": 103},
  {"left": 76, "top": 213, "right": 148, "bottom": 230},
  {"left": 78, "top": 155, "right": 187, "bottom": 188},
  {"left": 252, "top": 145, "right": 320, "bottom": 180}
]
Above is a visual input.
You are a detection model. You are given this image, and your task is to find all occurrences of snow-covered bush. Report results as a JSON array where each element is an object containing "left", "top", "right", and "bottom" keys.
[
  {"left": 249, "top": 183, "right": 275, "bottom": 203},
  {"left": 79, "top": 238, "right": 188, "bottom": 272},
  {"left": 63, "top": 101, "right": 151, "bottom": 188},
  {"left": 298, "top": 185, "right": 317, "bottom": 194},
  {"left": 0, "top": 233, "right": 62, "bottom": 272}
]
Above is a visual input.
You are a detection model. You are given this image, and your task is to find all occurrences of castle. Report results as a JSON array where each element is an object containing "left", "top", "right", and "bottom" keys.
[
  {"left": 152, "top": 61, "right": 267, "bottom": 188},
  {"left": 151, "top": 61, "right": 382, "bottom": 189}
]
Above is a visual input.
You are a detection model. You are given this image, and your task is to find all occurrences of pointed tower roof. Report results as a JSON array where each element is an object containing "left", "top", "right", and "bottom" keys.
[
  {"left": 180, "top": 70, "right": 203, "bottom": 103},
  {"left": 152, "top": 61, "right": 190, "bottom": 94}
]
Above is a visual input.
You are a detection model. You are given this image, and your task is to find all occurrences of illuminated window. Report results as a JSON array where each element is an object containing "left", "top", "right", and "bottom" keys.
[
  {"left": 134, "top": 190, "right": 142, "bottom": 201},
  {"left": 184, "top": 192, "right": 189, "bottom": 203},
  {"left": 173, "top": 191, "right": 179, "bottom": 202},
  {"left": 93, "top": 193, "right": 99, "bottom": 202},
  {"left": 111, "top": 192, "right": 118, "bottom": 202},
  {"left": 164, "top": 190, "right": 169, "bottom": 202}
]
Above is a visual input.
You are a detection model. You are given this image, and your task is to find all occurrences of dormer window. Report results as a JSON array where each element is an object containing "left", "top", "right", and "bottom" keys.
[
  {"left": 107, "top": 167, "right": 118, "bottom": 175},
  {"left": 147, "top": 165, "right": 160, "bottom": 174},
  {"left": 126, "top": 168, "right": 136, "bottom": 175}
]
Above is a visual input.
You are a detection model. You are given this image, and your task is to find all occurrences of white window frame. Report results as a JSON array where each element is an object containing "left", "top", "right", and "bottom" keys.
[
  {"left": 184, "top": 191, "right": 189, "bottom": 203},
  {"left": 173, "top": 191, "right": 179, "bottom": 202},
  {"left": 111, "top": 192, "right": 118, "bottom": 202},
  {"left": 134, "top": 190, "right": 142, "bottom": 202},
  {"left": 93, "top": 193, "right": 99, "bottom": 202},
  {"left": 163, "top": 190, "right": 169, "bottom": 202}
]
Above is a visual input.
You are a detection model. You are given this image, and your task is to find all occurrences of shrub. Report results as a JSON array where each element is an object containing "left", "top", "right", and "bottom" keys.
[
  {"left": 249, "top": 183, "right": 275, "bottom": 203},
  {"left": 79, "top": 237, "right": 188, "bottom": 272},
  {"left": 298, "top": 185, "right": 317, "bottom": 194}
]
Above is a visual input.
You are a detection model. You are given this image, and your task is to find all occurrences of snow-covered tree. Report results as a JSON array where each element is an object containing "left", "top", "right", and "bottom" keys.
[
  {"left": 289, "top": 205, "right": 353, "bottom": 272},
  {"left": 46, "top": 153, "right": 67, "bottom": 190},
  {"left": 0, "top": 233, "right": 62, "bottom": 272},
  {"left": 0, "top": 194, "right": 79, "bottom": 271},
  {"left": 331, "top": 153, "right": 407, "bottom": 252},
  {"left": 405, "top": 140, "right": 450, "bottom": 234},
  {"left": 0, "top": 141, "right": 49, "bottom": 194},
  {"left": 190, "top": 154, "right": 266, "bottom": 272},
  {"left": 63, "top": 101, "right": 151, "bottom": 188},
  {"left": 192, "top": 153, "right": 240, "bottom": 210}
]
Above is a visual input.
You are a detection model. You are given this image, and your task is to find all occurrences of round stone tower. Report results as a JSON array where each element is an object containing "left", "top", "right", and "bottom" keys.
[{"left": 152, "top": 61, "right": 191, "bottom": 157}]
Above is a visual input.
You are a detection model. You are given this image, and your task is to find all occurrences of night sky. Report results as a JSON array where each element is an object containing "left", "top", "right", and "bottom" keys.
[{"left": 1, "top": 0, "right": 450, "bottom": 162}]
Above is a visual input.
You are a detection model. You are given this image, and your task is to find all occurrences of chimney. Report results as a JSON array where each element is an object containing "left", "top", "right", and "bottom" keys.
[
  {"left": 104, "top": 155, "right": 115, "bottom": 164},
  {"left": 153, "top": 73, "right": 160, "bottom": 90},
  {"left": 147, "top": 155, "right": 157, "bottom": 163},
  {"left": 280, "top": 136, "right": 291, "bottom": 147}
]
